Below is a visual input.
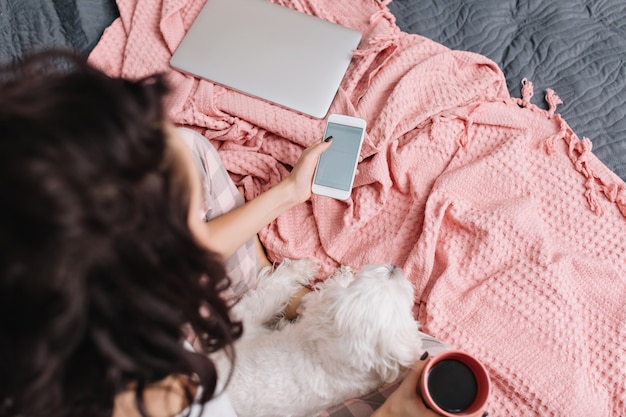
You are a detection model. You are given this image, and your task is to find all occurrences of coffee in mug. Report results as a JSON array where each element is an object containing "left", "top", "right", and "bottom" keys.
[{"left": 418, "top": 350, "right": 490, "bottom": 417}]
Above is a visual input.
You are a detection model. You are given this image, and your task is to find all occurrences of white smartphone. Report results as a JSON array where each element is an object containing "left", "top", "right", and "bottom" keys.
[{"left": 312, "top": 114, "right": 366, "bottom": 200}]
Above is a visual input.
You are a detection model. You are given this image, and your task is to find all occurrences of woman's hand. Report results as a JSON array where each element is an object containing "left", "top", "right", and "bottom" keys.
[
  {"left": 282, "top": 137, "right": 333, "bottom": 205},
  {"left": 372, "top": 357, "right": 441, "bottom": 417}
]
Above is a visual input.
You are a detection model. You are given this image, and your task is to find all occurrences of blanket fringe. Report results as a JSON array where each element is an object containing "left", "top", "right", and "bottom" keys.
[
  {"left": 545, "top": 88, "right": 563, "bottom": 118},
  {"left": 516, "top": 79, "right": 565, "bottom": 153},
  {"left": 520, "top": 78, "right": 534, "bottom": 107},
  {"left": 516, "top": 78, "right": 626, "bottom": 218},
  {"left": 542, "top": 114, "right": 567, "bottom": 155},
  {"left": 420, "top": 105, "right": 480, "bottom": 147},
  {"left": 517, "top": 78, "right": 562, "bottom": 119},
  {"left": 351, "top": 33, "right": 399, "bottom": 103},
  {"left": 570, "top": 137, "right": 604, "bottom": 215},
  {"left": 370, "top": 1, "right": 396, "bottom": 25},
  {"left": 347, "top": 1, "right": 400, "bottom": 104},
  {"left": 352, "top": 34, "right": 397, "bottom": 58},
  {"left": 568, "top": 137, "right": 626, "bottom": 217}
]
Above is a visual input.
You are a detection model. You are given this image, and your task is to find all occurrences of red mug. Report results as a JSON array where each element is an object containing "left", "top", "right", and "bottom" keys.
[{"left": 418, "top": 350, "right": 490, "bottom": 417}]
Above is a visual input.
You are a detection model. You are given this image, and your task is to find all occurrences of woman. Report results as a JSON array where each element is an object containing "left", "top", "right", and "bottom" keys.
[{"left": 0, "top": 51, "right": 439, "bottom": 417}]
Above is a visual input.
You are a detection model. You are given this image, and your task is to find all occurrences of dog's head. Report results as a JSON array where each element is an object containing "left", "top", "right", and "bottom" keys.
[{"left": 305, "top": 264, "right": 421, "bottom": 383}]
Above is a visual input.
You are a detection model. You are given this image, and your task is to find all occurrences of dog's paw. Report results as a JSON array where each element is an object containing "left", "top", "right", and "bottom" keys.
[
  {"left": 313, "top": 265, "right": 356, "bottom": 291},
  {"left": 269, "top": 258, "right": 318, "bottom": 288},
  {"left": 290, "top": 258, "right": 319, "bottom": 286}
]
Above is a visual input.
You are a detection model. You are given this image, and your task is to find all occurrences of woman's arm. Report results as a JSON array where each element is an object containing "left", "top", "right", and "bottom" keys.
[{"left": 198, "top": 138, "right": 332, "bottom": 260}]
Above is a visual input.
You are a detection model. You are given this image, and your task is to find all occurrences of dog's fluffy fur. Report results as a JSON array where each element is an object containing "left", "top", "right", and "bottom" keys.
[{"left": 212, "top": 259, "right": 423, "bottom": 417}]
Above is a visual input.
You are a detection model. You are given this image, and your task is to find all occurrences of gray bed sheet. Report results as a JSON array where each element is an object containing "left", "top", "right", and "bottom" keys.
[
  {"left": 1, "top": 0, "right": 625, "bottom": 181},
  {"left": 0, "top": 0, "right": 117, "bottom": 64}
]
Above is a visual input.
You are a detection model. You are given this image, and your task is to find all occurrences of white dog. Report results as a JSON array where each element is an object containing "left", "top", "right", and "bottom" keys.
[{"left": 211, "top": 258, "right": 423, "bottom": 417}]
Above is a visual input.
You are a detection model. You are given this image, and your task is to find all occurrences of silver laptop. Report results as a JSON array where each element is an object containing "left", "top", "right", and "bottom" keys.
[{"left": 170, "top": 0, "right": 362, "bottom": 119}]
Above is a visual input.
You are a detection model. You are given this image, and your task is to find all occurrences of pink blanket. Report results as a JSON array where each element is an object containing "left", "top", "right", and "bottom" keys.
[{"left": 90, "top": 0, "right": 626, "bottom": 414}]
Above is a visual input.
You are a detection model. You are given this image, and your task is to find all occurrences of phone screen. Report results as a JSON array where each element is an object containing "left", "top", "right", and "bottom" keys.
[{"left": 314, "top": 122, "right": 364, "bottom": 191}]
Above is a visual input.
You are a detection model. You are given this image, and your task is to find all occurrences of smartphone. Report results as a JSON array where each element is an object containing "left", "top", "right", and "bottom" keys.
[{"left": 312, "top": 114, "right": 366, "bottom": 200}]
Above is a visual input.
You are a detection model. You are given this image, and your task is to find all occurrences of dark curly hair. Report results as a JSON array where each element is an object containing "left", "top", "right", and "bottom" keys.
[{"left": 0, "top": 51, "right": 242, "bottom": 417}]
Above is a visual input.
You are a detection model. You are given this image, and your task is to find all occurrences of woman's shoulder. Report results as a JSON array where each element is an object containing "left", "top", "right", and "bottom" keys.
[
  {"left": 183, "top": 389, "right": 238, "bottom": 417},
  {"left": 113, "top": 375, "right": 238, "bottom": 417},
  {"left": 175, "top": 127, "right": 220, "bottom": 160}
]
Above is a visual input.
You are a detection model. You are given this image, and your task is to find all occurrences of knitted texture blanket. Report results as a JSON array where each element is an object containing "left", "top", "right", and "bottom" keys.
[{"left": 89, "top": 0, "right": 626, "bottom": 415}]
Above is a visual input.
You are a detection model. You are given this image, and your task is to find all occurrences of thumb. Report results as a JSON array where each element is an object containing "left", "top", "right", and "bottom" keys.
[
  {"left": 406, "top": 357, "right": 429, "bottom": 388},
  {"left": 312, "top": 135, "right": 333, "bottom": 153},
  {"left": 300, "top": 136, "right": 332, "bottom": 160},
  {"left": 303, "top": 137, "right": 332, "bottom": 168}
]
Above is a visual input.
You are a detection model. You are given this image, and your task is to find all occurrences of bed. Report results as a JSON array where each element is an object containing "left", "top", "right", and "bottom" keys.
[
  {"left": 2, "top": 0, "right": 624, "bottom": 416},
  {"left": 3, "top": 0, "right": 624, "bottom": 183}
]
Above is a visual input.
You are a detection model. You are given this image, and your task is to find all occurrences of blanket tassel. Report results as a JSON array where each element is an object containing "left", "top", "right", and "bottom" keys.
[
  {"left": 519, "top": 78, "right": 626, "bottom": 218},
  {"left": 567, "top": 137, "right": 626, "bottom": 218},
  {"left": 545, "top": 88, "right": 563, "bottom": 118},
  {"left": 520, "top": 78, "right": 534, "bottom": 107}
]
